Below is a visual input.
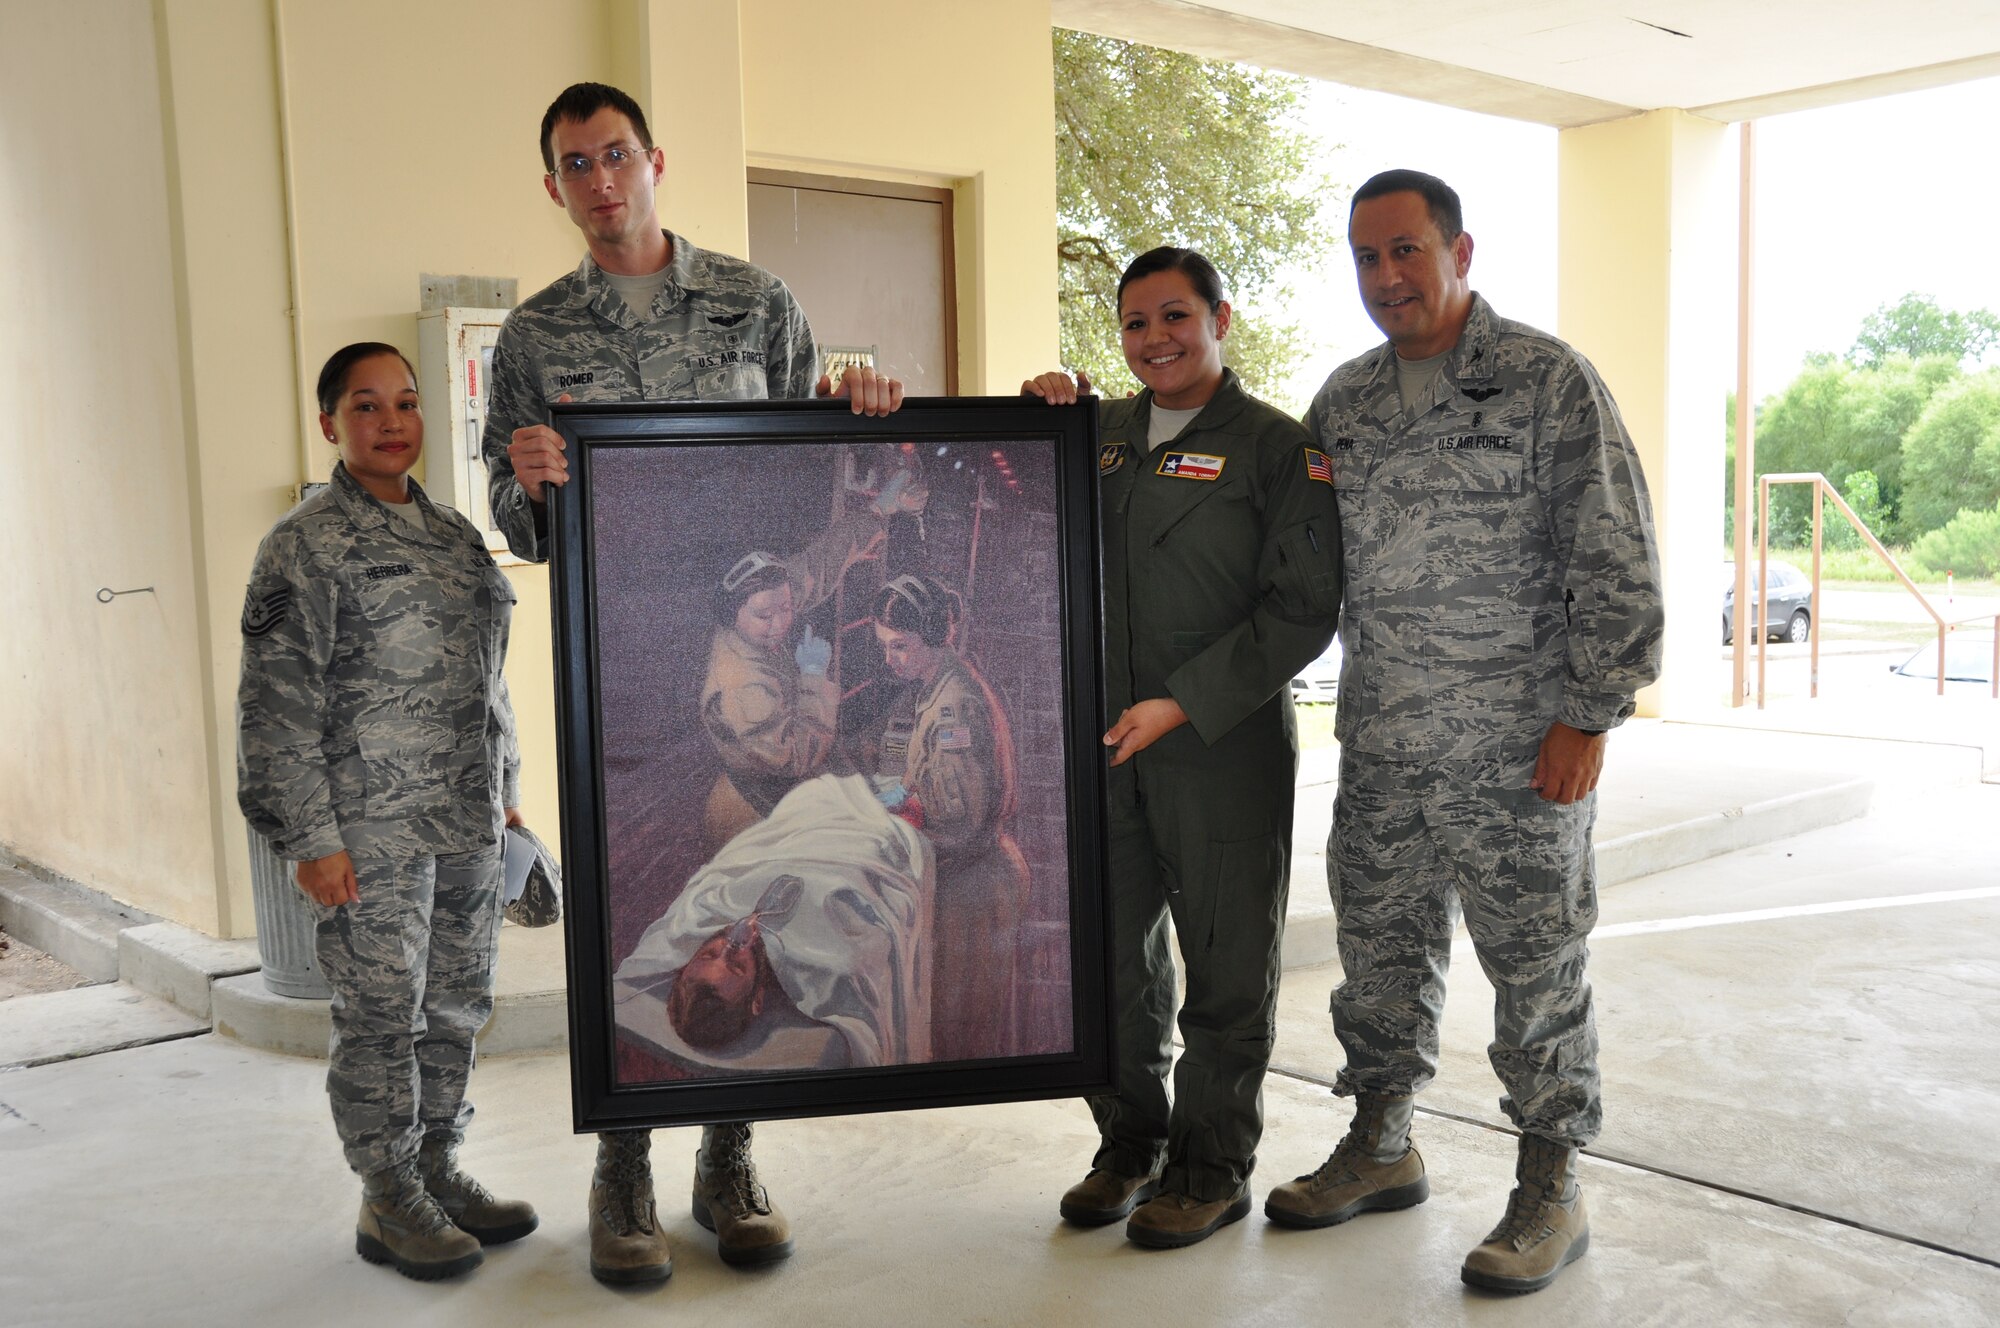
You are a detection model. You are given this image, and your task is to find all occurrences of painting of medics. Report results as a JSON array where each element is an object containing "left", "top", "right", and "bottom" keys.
[{"left": 547, "top": 398, "right": 1110, "bottom": 1131}]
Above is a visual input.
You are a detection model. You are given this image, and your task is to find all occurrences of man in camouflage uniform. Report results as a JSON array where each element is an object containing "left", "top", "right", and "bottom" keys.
[
  {"left": 1264, "top": 170, "right": 1663, "bottom": 1295},
  {"left": 482, "top": 82, "right": 900, "bottom": 1286}
]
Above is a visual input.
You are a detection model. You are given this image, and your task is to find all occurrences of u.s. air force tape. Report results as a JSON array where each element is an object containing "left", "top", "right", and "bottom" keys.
[{"left": 241, "top": 586, "right": 291, "bottom": 638}]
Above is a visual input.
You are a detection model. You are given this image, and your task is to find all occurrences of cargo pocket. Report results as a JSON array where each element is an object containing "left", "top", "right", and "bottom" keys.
[
  {"left": 357, "top": 720, "right": 455, "bottom": 822},
  {"left": 694, "top": 362, "right": 769, "bottom": 400},
  {"left": 1493, "top": 789, "right": 1593, "bottom": 968},
  {"left": 1418, "top": 611, "right": 1533, "bottom": 739},
  {"left": 1198, "top": 835, "right": 1285, "bottom": 957},
  {"left": 1277, "top": 518, "right": 1341, "bottom": 618}
]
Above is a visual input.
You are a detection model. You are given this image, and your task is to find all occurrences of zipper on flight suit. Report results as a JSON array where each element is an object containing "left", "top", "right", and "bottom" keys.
[{"left": 1117, "top": 466, "right": 1148, "bottom": 819}]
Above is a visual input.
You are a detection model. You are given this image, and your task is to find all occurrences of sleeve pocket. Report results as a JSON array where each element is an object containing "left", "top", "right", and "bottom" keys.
[{"left": 1277, "top": 519, "right": 1342, "bottom": 618}]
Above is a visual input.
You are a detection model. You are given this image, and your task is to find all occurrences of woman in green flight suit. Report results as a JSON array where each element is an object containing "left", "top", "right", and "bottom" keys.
[{"left": 1025, "top": 247, "right": 1342, "bottom": 1249}]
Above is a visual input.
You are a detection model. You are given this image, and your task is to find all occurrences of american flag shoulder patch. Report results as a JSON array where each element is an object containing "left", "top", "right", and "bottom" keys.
[{"left": 1305, "top": 448, "right": 1333, "bottom": 485}]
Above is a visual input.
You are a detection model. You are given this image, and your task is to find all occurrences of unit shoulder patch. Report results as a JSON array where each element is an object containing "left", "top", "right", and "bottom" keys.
[{"left": 1098, "top": 441, "right": 1127, "bottom": 476}]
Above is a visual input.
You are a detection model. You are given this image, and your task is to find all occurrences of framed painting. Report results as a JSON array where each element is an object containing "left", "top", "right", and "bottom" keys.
[{"left": 547, "top": 397, "right": 1110, "bottom": 1130}]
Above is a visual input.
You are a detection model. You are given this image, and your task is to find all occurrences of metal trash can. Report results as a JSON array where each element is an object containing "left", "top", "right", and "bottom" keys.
[{"left": 247, "top": 828, "right": 331, "bottom": 999}]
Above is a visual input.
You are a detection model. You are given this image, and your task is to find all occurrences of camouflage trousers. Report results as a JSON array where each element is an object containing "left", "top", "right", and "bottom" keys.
[
  {"left": 1327, "top": 747, "right": 1602, "bottom": 1145},
  {"left": 1089, "top": 760, "right": 1291, "bottom": 1202},
  {"left": 312, "top": 844, "right": 503, "bottom": 1177}
]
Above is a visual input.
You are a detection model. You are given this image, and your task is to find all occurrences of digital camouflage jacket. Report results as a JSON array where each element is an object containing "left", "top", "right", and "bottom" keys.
[
  {"left": 237, "top": 464, "right": 520, "bottom": 862},
  {"left": 482, "top": 229, "right": 819, "bottom": 563},
  {"left": 1306, "top": 294, "right": 1664, "bottom": 762}
]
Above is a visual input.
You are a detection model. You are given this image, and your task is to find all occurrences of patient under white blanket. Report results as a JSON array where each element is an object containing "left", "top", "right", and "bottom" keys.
[{"left": 614, "top": 772, "right": 936, "bottom": 1070}]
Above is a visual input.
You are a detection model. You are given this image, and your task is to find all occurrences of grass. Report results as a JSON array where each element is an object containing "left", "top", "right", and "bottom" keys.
[{"left": 1740, "top": 546, "right": 2000, "bottom": 596}]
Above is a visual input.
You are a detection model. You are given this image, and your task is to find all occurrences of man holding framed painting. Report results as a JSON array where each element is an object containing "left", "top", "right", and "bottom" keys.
[{"left": 482, "top": 81, "right": 905, "bottom": 1287}]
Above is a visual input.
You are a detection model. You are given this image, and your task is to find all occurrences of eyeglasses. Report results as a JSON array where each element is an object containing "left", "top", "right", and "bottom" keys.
[{"left": 550, "top": 145, "right": 648, "bottom": 182}]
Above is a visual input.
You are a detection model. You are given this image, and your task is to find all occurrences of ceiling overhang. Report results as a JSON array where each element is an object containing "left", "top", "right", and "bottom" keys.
[{"left": 1054, "top": 0, "right": 2000, "bottom": 128}]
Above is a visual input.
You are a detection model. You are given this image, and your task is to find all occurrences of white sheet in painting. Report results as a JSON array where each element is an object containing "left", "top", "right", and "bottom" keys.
[{"left": 615, "top": 773, "right": 936, "bottom": 1069}]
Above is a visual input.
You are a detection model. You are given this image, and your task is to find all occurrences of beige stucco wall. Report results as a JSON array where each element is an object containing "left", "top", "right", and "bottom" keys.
[
  {"left": 274, "top": 0, "right": 617, "bottom": 915},
  {"left": 0, "top": 0, "right": 221, "bottom": 927},
  {"left": 2, "top": 0, "right": 1059, "bottom": 935},
  {"left": 1557, "top": 109, "right": 1732, "bottom": 721},
  {"left": 740, "top": 0, "right": 1061, "bottom": 391}
]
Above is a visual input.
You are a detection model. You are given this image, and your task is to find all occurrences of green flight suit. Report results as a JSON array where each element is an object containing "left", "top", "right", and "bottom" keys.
[{"left": 1089, "top": 370, "right": 1342, "bottom": 1201}]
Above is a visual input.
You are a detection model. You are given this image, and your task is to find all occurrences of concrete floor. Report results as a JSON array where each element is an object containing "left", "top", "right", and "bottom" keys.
[{"left": 3, "top": 737, "right": 1997, "bottom": 1325}]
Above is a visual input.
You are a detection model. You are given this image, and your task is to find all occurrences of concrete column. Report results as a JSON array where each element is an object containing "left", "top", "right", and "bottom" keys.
[
  {"left": 1558, "top": 109, "right": 1732, "bottom": 719},
  {"left": 625, "top": 0, "right": 751, "bottom": 256},
  {"left": 154, "top": 0, "right": 305, "bottom": 935}
]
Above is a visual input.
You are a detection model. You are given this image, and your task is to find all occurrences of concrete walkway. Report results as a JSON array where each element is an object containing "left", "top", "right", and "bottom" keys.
[{"left": 2, "top": 723, "right": 1996, "bottom": 1324}]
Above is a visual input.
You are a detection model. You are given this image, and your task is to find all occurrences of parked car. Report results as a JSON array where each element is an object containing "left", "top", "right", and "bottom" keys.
[
  {"left": 1722, "top": 561, "right": 1813, "bottom": 645},
  {"left": 1290, "top": 640, "right": 1342, "bottom": 703},
  {"left": 1888, "top": 634, "right": 1997, "bottom": 690}
]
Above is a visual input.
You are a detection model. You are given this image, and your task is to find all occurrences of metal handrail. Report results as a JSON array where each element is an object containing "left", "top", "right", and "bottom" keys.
[
  {"left": 1748, "top": 473, "right": 1992, "bottom": 704},
  {"left": 1944, "top": 612, "right": 2000, "bottom": 702}
]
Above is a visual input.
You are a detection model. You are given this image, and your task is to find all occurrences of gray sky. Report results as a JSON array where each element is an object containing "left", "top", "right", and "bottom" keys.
[{"left": 1269, "top": 73, "right": 2000, "bottom": 416}]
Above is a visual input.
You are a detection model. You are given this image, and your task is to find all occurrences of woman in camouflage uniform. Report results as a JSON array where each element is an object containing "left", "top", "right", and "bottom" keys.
[{"left": 236, "top": 344, "right": 536, "bottom": 1281}]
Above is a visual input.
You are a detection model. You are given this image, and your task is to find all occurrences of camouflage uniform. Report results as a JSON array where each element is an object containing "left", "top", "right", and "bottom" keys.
[
  {"left": 1092, "top": 370, "right": 1342, "bottom": 1201},
  {"left": 481, "top": 228, "right": 817, "bottom": 1179},
  {"left": 483, "top": 229, "right": 818, "bottom": 563},
  {"left": 1305, "top": 294, "right": 1663, "bottom": 1145},
  {"left": 237, "top": 463, "right": 520, "bottom": 1177},
  {"left": 881, "top": 653, "right": 1029, "bottom": 1061}
]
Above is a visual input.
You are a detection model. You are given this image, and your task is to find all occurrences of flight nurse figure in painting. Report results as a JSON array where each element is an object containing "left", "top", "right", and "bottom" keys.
[
  {"left": 870, "top": 574, "right": 1030, "bottom": 1062},
  {"left": 700, "top": 470, "right": 927, "bottom": 852}
]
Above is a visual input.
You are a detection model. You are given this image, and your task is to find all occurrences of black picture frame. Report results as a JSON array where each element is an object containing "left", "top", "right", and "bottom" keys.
[{"left": 548, "top": 397, "right": 1110, "bottom": 1131}]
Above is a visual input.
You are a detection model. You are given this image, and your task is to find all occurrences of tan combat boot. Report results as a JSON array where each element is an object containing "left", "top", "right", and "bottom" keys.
[
  {"left": 419, "top": 1137, "right": 539, "bottom": 1245},
  {"left": 356, "top": 1161, "right": 484, "bottom": 1280},
  {"left": 1265, "top": 1093, "right": 1429, "bottom": 1229},
  {"left": 589, "top": 1131, "right": 673, "bottom": 1285},
  {"left": 692, "top": 1122, "right": 794, "bottom": 1266},
  {"left": 1460, "top": 1133, "right": 1591, "bottom": 1294},
  {"left": 1059, "top": 1167, "right": 1162, "bottom": 1225},
  {"left": 1125, "top": 1185, "right": 1253, "bottom": 1249}
]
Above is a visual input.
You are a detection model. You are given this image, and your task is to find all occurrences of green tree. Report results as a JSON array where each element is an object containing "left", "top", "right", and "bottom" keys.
[
  {"left": 1828, "top": 470, "right": 1888, "bottom": 550},
  {"left": 1851, "top": 293, "right": 2000, "bottom": 367},
  {"left": 1055, "top": 29, "right": 1334, "bottom": 406},
  {"left": 1746, "top": 353, "right": 1958, "bottom": 544},
  {"left": 1899, "top": 368, "right": 2000, "bottom": 536},
  {"left": 1909, "top": 502, "right": 2000, "bottom": 578}
]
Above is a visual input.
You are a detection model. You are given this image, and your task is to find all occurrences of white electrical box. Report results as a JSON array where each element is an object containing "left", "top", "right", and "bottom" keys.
[{"left": 417, "top": 306, "right": 514, "bottom": 561}]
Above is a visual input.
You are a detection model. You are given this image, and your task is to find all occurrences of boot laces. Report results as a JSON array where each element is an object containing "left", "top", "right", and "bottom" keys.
[
  {"left": 1307, "top": 1102, "right": 1391, "bottom": 1191},
  {"left": 706, "top": 1123, "right": 770, "bottom": 1218},
  {"left": 1486, "top": 1140, "right": 1571, "bottom": 1249},
  {"left": 598, "top": 1137, "right": 656, "bottom": 1236},
  {"left": 377, "top": 1166, "right": 455, "bottom": 1238},
  {"left": 423, "top": 1147, "right": 496, "bottom": 1209},
  {"left": 1486, "top": 1180, "right": 1556, "bottom": 1251},
  {"left": 1307, "top": 1127, "right": 1370, "bottom": 1190}
]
